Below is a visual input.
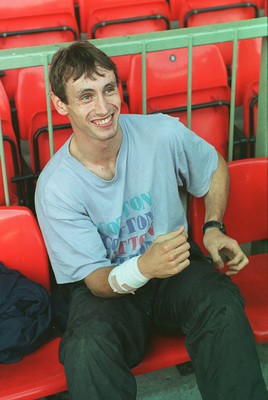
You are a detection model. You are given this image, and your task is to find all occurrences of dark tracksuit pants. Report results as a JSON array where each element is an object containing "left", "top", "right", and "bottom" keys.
[{"left": 59, "top": 243, "right": 268, "bottom": 400}]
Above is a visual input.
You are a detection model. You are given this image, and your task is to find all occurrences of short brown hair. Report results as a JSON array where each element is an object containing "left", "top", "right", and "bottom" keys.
[{"left": 49, "top": 41, "right": 119, "bottom": 104}]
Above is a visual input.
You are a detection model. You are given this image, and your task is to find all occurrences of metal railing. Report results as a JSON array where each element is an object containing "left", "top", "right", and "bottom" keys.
[{"left": 0, "top": 17, "right": 267, "bottom": 205}]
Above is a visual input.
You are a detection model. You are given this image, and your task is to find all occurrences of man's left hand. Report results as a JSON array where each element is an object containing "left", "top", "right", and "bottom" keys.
[{"left": 203, "top": 228, "right": 249, "bottom": 275}]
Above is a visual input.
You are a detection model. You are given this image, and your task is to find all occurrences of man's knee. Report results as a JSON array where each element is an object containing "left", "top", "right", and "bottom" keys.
[
  {"left": 178, "top": 268, "right": 250, "bottom": 338},
  {"left": 186, "top": 278, "right": 251, "bottom": 343},
  {"left": 59, "top": 319, "right": 118, "bottom": 365}
]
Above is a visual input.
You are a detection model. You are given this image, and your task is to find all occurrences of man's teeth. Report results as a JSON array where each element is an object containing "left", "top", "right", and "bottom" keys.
[{"left": 94, "top": 115, "right": 112, "bottom": 125}]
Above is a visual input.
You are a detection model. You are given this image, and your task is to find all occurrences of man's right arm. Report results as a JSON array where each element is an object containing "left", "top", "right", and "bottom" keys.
[
  {"left": 84, "top": 226, "right": 190, "bottom": 298},
  {"left": 84, "top": 266, "right": 119, "bottom": 298}
]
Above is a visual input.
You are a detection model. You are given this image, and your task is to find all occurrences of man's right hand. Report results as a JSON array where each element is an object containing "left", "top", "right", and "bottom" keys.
[{"left": 138, "top": 226, "right": 190, "bottom": 279}]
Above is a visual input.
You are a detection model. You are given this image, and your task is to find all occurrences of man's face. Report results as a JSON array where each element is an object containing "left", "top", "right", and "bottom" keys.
[{"left": 55, "top": 67, "right": 122, "bottom": 143}]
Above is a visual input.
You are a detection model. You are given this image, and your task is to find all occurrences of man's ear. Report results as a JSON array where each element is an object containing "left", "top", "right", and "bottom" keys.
[{"left": 51, "top": 92, "right": 68, "bottom": 116}]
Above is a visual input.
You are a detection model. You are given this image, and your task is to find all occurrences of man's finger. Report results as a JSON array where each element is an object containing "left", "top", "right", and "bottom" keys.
[
  {"left": 157, "top": 226, "right": 185, "bottom": 242},
  {"left": 208, "top": 248, "right": 224, "bottom": 268},
  {"left": 227, "top": 253, "right": 249, "bottom": 269}
]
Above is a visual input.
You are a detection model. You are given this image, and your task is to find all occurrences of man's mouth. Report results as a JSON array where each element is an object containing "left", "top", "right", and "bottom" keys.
[{"left": 92, "top": 114, "right": 113, "bottom": 126}]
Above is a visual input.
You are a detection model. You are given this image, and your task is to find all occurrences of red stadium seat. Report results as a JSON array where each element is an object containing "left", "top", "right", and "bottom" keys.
[
  {"left": 0, "top": 206, "right": 190, "bottom": 399},
  {"left": 242, "top": 81, "right": 258, "bottom": 156},
  {"left": 0, "top": 82, "right": 22, "bottom": 205},
  {"left": 169, "top": 0, "right": 264, "bottom": 23},
  {"left": 127, "top": 44, "right": 231, "bottom": 158},
  {"left": 0, "top": 206, "right": 67, "bottom": 400},
  {"left": 178, "top": 0, "right": 260, "bottom": 67},
  {"left": 15, "top": 67, "right": 73, "bottom": 174},
  {"left": 235, "top": 38, "right": 261, "bottom": 155},
  {"left": 188, "top": 158, "right": 268, "bottom": 343},
  {"left": 0, "top": 0, "right": 79, "bottom": 99},
  {"left": 119, "top": 85, "right": 130, "bottom": 115},
  {"left": 168, "top": 0, "right": 181, "bottom": 21},
  {"left": 0, "top": 336, "right": 66, "bottom": 400},
  {"left": 78, "top": 0, "right": 171, "bottom": 82},
  {"left": 78, "top": 0, "right": 170, "bottom": 37},
  {"left": 258, "top": 0, "right": 265, "bottom": 8},
  {"left": 15, "top": 66, "right": 129, "bottom": 174},
  {"left": 235, "top": 38, "right": 261, "bottom": 106},
  {"left": 132, "top": 335, "right": 190, "bottom": 375},
  {"left": 265, "top": 0, "right": 268, "bottom": 15},
  {"left": 0, "top": 207, "right": 50, "bottom": 289},
  {"left": 0, "top": 0, "right": 78, "bottom": 47}
]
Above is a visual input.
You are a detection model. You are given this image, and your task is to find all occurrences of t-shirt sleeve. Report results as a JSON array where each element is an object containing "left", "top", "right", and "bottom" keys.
[
  {"left": 171, "top": 117, "right": 219, "bottom": 197},
  {"left": 35, "top": 187, "right": 112, "bottom": 284}
]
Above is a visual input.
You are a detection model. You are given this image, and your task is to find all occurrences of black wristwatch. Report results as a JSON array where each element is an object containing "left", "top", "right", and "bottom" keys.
[{"left": 202, "top": 220, "right": 226, "bottom": 235}]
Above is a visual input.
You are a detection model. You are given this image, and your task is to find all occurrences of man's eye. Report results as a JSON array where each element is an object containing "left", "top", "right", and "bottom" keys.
[
  {"left": 105, "top": 86, "right": 117, "bottom": 94},
  {"left": 81, "top": 94, "right": 92, "bottom": 101}
]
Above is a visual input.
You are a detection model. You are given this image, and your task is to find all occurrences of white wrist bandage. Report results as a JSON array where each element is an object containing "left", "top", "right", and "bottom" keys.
[{"left": 108, "top": 256, "right": 149, "bottom": 294}]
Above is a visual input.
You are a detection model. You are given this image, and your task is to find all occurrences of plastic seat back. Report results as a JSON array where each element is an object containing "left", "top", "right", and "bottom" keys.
[
  {"left": 79, "top": 0, "right": 170, "bottom": 36},
  {"left": 235, "top": 38, "right": 261, "bottom": 156},
  {"left": 0, "top": 206, "right": 50, "bottom": 291},
  {"left": 188, "top": 158, "right": 268, "bottom": 342},
  {"left": 179, "top": 0, "right": 260, "bottom": 27},
  {"left": 0, "top": 206, "right": 63, "bottom": 399},
  {"left": 235, "top": 38, "right": 261, "bottom": 106},
  {"left": 15, "top": 66, "right": 73, "bottom": 174},
  {"left": 127, "top": 45, "right": 231, "bottom": 158},
  {"left": 242, "top": 81, "right": 258, "bottom": 157},
  {"left": 78, "top": 0, "right": 170, "bottom": 82},
  {"left": 223, "top": 158, "right": 268, "bottom": 244},
  {"left": 225, "top": 158, "right": 268, "bottom": 342},
  {"left": 0, "top": 0, "right": 78, "bottom": 46},
  {"left": 168, "top": 0, "right": 181, "bottom": 21},
  {"left": 178, "top": 0, "right": 260, "bottom": 66},
  {"left": 188, "top": 158, "right": 268, "bottom": 253},
  {"left": 0, "top": 82, "right": 22, "bottom": 205}
]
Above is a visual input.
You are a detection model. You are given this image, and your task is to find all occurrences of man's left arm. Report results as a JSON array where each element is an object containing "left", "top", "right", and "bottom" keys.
[{"left": 203, "top": 153, "right": 249, "bottom": 275}]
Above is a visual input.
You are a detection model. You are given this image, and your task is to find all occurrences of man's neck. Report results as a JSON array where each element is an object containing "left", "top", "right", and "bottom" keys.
[{"left": 69, "top": 128, "right": 122, "bottom": 180}]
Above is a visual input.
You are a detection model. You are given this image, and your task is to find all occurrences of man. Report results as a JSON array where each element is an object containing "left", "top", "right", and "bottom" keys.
[{"left": 35, "top": 41, "right": 268, "bottom": 400}]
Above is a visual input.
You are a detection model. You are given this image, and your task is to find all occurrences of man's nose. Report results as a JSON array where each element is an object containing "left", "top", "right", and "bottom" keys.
[{"left": 95, "top": 94, "right": 108, "bottom": 114}]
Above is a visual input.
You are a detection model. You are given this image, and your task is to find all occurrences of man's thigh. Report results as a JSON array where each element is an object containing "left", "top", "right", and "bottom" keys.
[
  {"left": 60, "top": 281, "right": 154, "bottom": 368},
  {"left": 153, "top": 243, "right": 245, "bottom": 335}
]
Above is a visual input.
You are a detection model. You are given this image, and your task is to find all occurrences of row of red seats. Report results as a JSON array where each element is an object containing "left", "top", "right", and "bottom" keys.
[
  {"left": 0, "top": 0, "right": 262, "bottom": 178},
  {"left": 73, "top": 0, "right": 267, "bottom": 35},
  {"left": 0, "top": 157, "right": 267, "bottom": 399},
  {"left": 0, "top": 0, "right": 266, "bottom": 99},
  {"left": 76, "top": 0, "right": 265, "bottom": 71},
  {"left": 1, "top": 0, "right": 265, "bottom": 44},
  {"left": 0, "top": 38, "right": 262, "bottom": 206}
]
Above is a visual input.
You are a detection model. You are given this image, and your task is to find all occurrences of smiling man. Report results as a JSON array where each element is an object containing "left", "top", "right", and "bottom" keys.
[{"left": 35, "top": 41, "right": 268, "bottom": 400}]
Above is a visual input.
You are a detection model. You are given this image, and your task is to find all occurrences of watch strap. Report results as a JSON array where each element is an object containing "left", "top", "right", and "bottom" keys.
[{"left": 202, "top": 220, "right": 226, "bottom": 235}]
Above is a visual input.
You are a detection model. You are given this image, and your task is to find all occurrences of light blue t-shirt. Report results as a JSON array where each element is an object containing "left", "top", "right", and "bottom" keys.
[{"left": 35, "top": 114, "right": 218, "bottom": 283}]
